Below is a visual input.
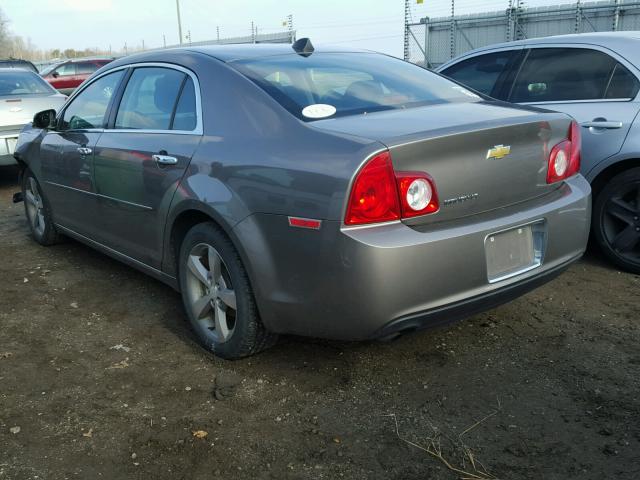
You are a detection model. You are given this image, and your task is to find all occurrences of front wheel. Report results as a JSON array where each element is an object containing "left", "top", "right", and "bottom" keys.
[
  {"left": 593, "top": 167, "right": 640, "bottom": 274},
  {"left": 178, "top": 222, "right": 277, "bottom": 359},
  {"left": 21, "top": 169, "right": 61, "bottom": 246}
]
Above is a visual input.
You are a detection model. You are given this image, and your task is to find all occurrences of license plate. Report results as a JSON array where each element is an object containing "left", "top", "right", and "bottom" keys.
[
  {"left": 485, "top": 224, "right": 543, "bottom": 283},
  {"left": 5, "top": 137, "right": 17, "bottom": 154}
]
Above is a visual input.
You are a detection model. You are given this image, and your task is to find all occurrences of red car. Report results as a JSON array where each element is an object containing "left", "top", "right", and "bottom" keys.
[{"left": 40, "top": 58, "right": 113, "bottom": 95}]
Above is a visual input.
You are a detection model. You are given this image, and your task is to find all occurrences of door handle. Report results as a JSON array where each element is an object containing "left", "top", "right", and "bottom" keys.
[
  {"left": 581, "top": 120, "right": 623, "bottom": 129},
  {"left": 76, "top": 147, "right": 92, "bottom": 155},
  {"left": 152, "top": 154, "right": 178, "bottom": 165}
]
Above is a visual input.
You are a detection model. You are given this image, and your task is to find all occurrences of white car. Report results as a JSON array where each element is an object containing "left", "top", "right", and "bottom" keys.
[{"left": 0, "top": 68, "right": 66, "bottom": 165}]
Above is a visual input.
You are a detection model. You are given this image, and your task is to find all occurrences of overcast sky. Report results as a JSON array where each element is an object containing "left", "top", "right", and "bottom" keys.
[{"left": 3, "top": 0, "right": 564, "bottom": 58}]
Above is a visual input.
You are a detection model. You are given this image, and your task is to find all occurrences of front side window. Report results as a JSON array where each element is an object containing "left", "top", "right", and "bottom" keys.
[
  {"left": 56, "top": 63, "right": 76, "bottom": 76},
  {"left": 231, "top": 53, "right": 482, "bottom": 120},
  {"left": 510, "top": 48, "right": 618, "bottom": 103},
  {"left": 115, "top": 67, "right": 186, "bottom": 130},
  {"left": 442, "top": 50, "right": 514, "bottom": 96},
  {"left": 60, "top": 70, "right": 124, "bottom": 130}
]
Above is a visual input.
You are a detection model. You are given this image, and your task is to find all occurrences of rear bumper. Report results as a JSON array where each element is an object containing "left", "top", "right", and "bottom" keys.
[
  {"left": 374, "top": 254, "right": 575, "bottom": 339},
  {"left": 233, "top": 175, "right": 591, "bottom": 340}
]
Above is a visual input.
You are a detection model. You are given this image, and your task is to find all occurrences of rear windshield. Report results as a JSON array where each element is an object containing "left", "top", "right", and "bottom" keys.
[
  {"left": 0, "top": 70, "right": 55, "bottom": 96},
  {"left": 231, "top": 53, "right": 482, "bottom": 120}
]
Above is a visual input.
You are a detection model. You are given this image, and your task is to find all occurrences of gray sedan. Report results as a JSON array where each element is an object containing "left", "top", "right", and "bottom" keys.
[
  {"left": 0, "top": 69, "right": 66, "bottom": 165},
  {"left": 14, "top": 40, "right": 591, "bottom": 359},
  {"left": 438, "top": 32, "right": 640, "bottom": 274}
]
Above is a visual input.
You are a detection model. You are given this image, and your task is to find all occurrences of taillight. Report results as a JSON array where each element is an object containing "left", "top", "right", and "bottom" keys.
[
  {"left": 345, "top": 151, "right": 439, "bottom": 225},
  {"left": 547, "top": 120, "right": 581, "bottom": 184},
  {"left": 345, "top": 151, "right": 400, "bottom": 225},
  {"left": 396, "top": 172, "right": 439, "bottom": 218}
]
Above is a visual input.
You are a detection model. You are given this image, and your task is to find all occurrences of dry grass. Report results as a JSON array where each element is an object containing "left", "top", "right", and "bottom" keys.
[{"left": 385, "top": 410, "right": 499, "bottom": 480}]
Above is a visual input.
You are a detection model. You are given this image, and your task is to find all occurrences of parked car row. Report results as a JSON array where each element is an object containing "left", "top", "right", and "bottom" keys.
[
  {"left": 0, "top": 69, "right": 66, "bottom": 166},
  {"left": 12, "top": 39, "right": 591, "bottom": 359}
]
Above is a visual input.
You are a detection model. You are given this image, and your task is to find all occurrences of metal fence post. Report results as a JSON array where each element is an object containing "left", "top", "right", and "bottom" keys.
[
  {"left": 450, "top": 0, "right": 456, "bottom": 59},
  {"left": 613, "top": 0, "right": 621, "bottom": 30},
  {"left": 575, "top": 0, "right": 582, "bottom": 33},
  {"left": 424, "top": 17, "right": 430, "bottom": 68}
]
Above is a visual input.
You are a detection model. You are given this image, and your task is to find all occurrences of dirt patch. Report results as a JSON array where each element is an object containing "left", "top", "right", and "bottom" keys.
[{"left": 1, "top": 165, "right": 639, "bottom": 479}]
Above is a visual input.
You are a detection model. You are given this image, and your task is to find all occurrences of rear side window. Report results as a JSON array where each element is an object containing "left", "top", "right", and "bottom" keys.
[
  {"left": 172, "top": 77, "right": 197, "bottom": 131},
  {"left": 76, "top": 62, "right": 99, "bottom": 75},
  {"left": 510, "top": 48, "right": 617, "bottom": 103},
  {"left": 442, "top": 51, "right": 514, "bottom": 96},
  {"left": 60, "top": 70, "right": 124, "bottom": 130},
  {"left": 605, "top": 63, "right": 640, "bottom": 99},
  {"left": 115, "top": 67, "right": 186, "bottom": 130},
  {"left": 231, "top": 53, "right": 481, "bottom": 121}
]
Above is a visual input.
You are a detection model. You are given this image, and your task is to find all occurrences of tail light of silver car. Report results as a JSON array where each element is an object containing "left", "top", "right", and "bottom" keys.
[
  {"left": 345, "top": 150, "right": 439, "bottom": 226},
  {"left": 547, "top": 120, "right": 581, "bottom": 184}
]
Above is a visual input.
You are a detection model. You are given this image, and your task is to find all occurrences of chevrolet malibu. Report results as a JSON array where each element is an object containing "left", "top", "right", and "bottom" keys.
[{"left": 14, "top": 40, "right": 591, "bottom": 359}]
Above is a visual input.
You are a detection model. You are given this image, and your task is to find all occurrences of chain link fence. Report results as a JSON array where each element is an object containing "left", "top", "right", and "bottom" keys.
[{"left": 406, "top": 0, "right": 640, "bottom": 67}]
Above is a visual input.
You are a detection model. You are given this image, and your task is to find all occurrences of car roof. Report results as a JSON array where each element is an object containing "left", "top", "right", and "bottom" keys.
[
  {"left": 110, "top": 43, "right": 372, "bottom": 65},
  {"left": 64, "top": 57, "right": 113, "bottom": 63},
  {"left": 442, "top": 31, "right": 640, "bottom": 66}
]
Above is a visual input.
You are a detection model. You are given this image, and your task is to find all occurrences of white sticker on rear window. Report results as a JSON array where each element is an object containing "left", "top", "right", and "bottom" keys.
[
  {"left": 302, "top": 104, "right": 337, "bottom": 119},
  {"left": 452, "top": 86, "right": 481, "bottom": 98}
]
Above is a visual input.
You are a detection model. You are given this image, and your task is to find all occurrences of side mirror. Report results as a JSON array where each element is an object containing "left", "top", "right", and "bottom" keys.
[
  {"left": 51, "top": 71, "right": 59, "bottom": 78},
  {"left": 33, "top": 109, "right": 57, "bottom": 129}
]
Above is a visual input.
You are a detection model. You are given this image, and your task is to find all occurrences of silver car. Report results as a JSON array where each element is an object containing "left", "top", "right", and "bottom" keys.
[
  {"left": 0, "top": 69, "right": 66, "bottom": 165},
  {"left": 438, "top": 32, "right": 640, "bottom": 274}
]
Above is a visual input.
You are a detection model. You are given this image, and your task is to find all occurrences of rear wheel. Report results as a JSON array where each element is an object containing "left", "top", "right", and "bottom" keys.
[
  {"left": 178, "top": 222, "right": 277, "bottom": 359},
  {"left": 593, "top": 168, "right": 640, "bottom": 274},
  {"left": 22, "top": 169, "right": 61, "bottom": 246}
]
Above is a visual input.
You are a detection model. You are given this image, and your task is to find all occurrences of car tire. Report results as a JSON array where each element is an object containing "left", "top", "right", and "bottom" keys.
[
  {"left": 21, "top": 169, "right": 62, "bottom": 246},
  {"left": 593, "top": 167, "right": 640, "bottom": 274},
  {"left": 178, "top": 222, "right": 278, "bottom": 359}
]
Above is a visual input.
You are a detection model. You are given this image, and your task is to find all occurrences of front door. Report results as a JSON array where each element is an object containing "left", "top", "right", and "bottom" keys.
[
  {"left": 93, "top": 66, "right": 201, "bottom": 268},
  {"left": 40, "top": 131, "right": 101, "bottom": 233},
  {"left": 39, "top": 69, "right": 126, "bottom": 235}
]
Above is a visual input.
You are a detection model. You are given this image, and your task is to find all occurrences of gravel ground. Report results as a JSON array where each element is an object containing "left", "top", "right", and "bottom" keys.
[{"left": 1, "top": 165, "right": 639, "bottom": 480}]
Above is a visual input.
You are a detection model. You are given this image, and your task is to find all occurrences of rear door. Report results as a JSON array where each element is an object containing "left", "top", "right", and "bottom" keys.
[
  {"left": 506, "top": 46, "right": 640, "bottom": 175},
  {"left": 75, "top": 61, "right": 101, "bottom": 88},
  {"left": 93, "top": 65, "right": 202, "bottom": 268},
  {"left": 39, "top": 69, "right": 125, "bottom": 234}
]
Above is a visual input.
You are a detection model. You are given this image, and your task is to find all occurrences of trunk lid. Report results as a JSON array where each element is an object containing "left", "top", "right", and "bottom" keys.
[
  {"left": 312, "top": 101, "right": 572, "bottom": 225},
  {"left": 0, "top": 94, "right": 67, "bottom": 132}
]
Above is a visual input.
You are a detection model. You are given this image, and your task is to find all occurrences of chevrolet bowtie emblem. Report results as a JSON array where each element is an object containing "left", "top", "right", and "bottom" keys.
[{"left": 486, "top": 145, "right": 511, "bottom": 160}]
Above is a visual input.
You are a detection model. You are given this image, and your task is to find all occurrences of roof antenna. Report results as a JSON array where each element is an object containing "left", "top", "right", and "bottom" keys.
[{"left": 292, "top": 37, "right": 314, "bottom": 57}]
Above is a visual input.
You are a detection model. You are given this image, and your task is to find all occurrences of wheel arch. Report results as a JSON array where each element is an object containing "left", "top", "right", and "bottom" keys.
[
  {"left": 162, "top": 204, "right": 256, "bottom": 294},
  {"left": 589, "top": 157, "right": 640, "bottom": 200}
]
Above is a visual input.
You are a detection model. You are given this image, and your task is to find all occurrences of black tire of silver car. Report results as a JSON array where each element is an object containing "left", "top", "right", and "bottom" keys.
[
  {"left": 21, "top": 169, "right": 61, "bottom": 246},
  {"left": 593, "top": 167, "right": 640, "bottom": 275},
  {"left": 178, "top": 222, "right": 278, "bottom": 359}
]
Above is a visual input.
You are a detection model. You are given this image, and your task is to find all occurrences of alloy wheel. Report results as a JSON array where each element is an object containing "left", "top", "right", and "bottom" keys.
[
  {"left": 25, "top": 177, "right": 45, "bottom": 237},
  {"left": 184, "top": 243, "right": 237, "bottom": 343},
  {"left": 602, "top": 181, "right": 640, "bottom": 265}
]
